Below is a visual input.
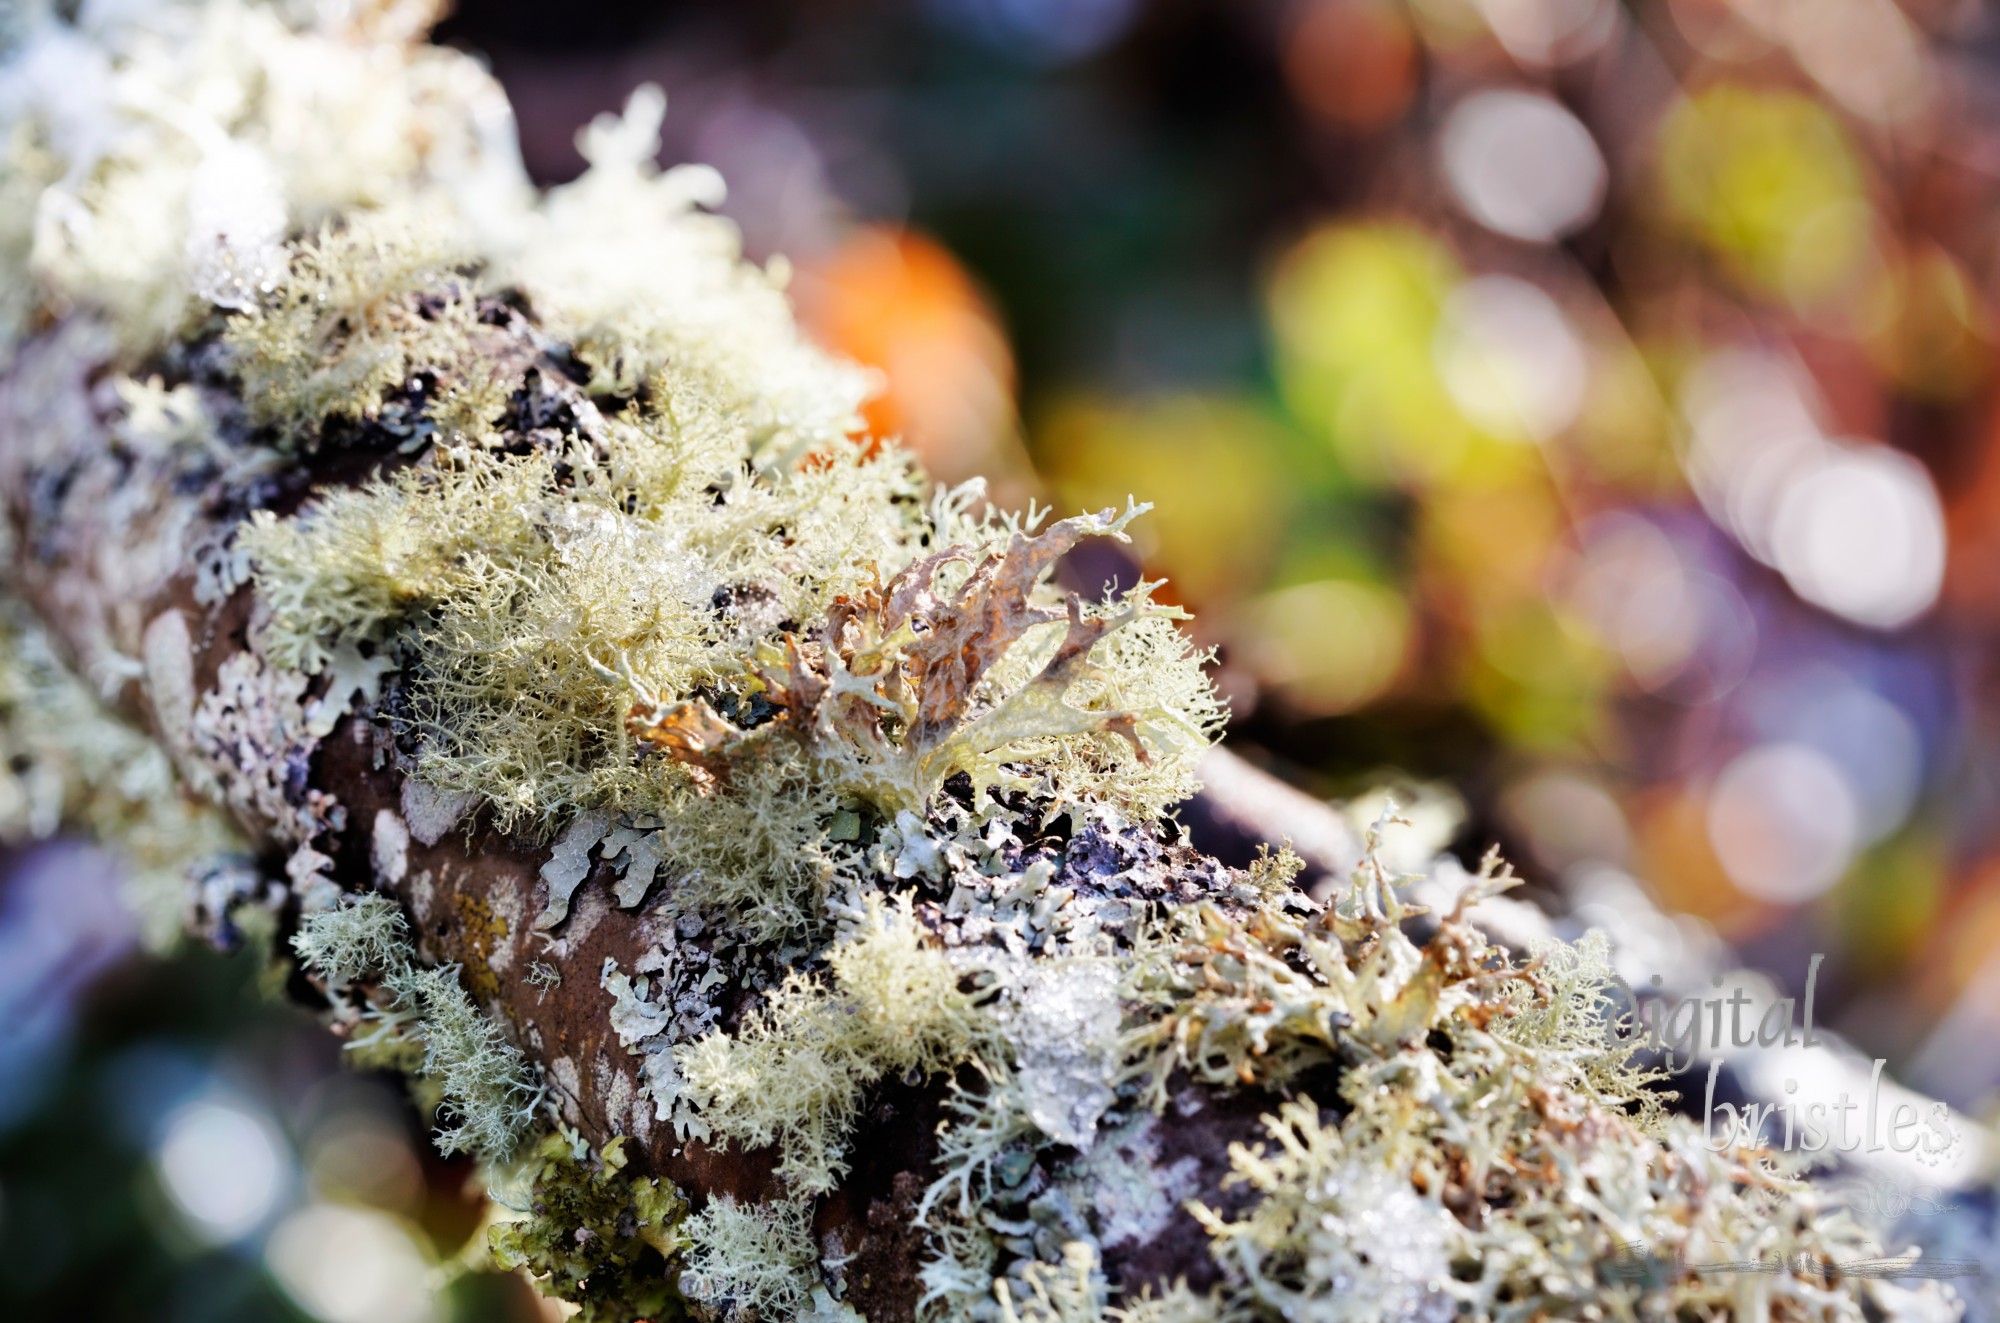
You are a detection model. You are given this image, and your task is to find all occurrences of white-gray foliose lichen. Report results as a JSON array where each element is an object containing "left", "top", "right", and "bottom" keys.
[{"left": 0, "top": 3, "right": 1976, "bottom": 1321}]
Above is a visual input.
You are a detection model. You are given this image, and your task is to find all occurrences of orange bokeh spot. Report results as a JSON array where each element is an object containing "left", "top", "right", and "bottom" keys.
[
  {"left": 1631, "top": 783, "right": 1772, "bottom": 938},
  {"left": 796, "top": 225, "right": 1018, "bottom": 484},
  {"left": 1283, "top": 0, "right": 1419, "bottom": 133}
]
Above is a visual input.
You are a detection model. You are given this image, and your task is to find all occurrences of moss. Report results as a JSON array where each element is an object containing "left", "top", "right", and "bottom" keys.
[
  {"left": 489, "top": 1133, "right": 689, "bottom": 1323},
  {"left": 293, "top": 892, "right": 542, "bottom": 1161}
]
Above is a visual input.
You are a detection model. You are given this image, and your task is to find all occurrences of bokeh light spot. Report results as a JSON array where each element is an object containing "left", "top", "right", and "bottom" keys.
[
  {"left": 1284, "top": 0, "right": 1419, "bottom": 132},
  {"left": 1268, "top": 223, "right": 1473, "bottom": 484},
  {"left": 154, "top": 1097, "right": 288, "bottom": 1244},
  {"left": 1440, "top": 89, "right": 1606, "bottom": 242},
  {"left": 1434, "top": 275, "right": 1587, "bottom": 442},
  {"left": 1707, "top": 742, "right": 1859, "bottom": 905},
  {"left": 1500, "top": 769, "right": 1631, "bottom": 871},
  {"left": 266, "top": 1203, "right": 436, "bottom": 1323},
  {"left": 1770, "top": 443, "right": 1944, "bottom": 629},
  {"left": 1658, "top": 85, "right": 1871, "bottom": 307},
  {"left": 1242, "top": 579, "right": 1411, "bottom": 715},
  {"left": 1468, "top": 0, "right": 1617, "bottom": 67}
]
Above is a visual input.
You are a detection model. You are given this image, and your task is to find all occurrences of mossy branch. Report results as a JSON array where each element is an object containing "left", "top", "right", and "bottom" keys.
[{"left": 0, "top": 6, "right": 1973, "bottom": 1323}]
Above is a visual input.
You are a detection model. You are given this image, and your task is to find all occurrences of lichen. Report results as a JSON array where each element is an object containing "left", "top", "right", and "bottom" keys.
[
  {"left": 293, "top": 892, "right": 542, "bottom": 1161},
  {"left": 680, "top": 1194, "right": 821, "bottom": 1322},
  {"left": 1193, "top": 1100, "right": 1457, "bottom": 1322},
  {"left": 628, "top": 500, "right": 1221, "bottom": 826},
  {"left": 994, "top": 1241, "right": 1106, "bottom": 1323},
  {"left": 0, "top": 0, "right": 529, "bottom": 361},
  {"left": 0, "top": 592, "right": 244, "bottom": 948},
  {"left": 677, "top": 892, "right": 997, "bottom": 1193},
  {"left": 0, "top": 7, "right": 1973, "bottom": 1323},
  {"left": 223, "top": 205, "right": 491, "bottom": 444}
]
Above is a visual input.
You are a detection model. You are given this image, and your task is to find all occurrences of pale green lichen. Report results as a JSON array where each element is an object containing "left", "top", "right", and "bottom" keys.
[
  {"left": 680, "top": 1194, "right": 821, "bottom": 1322},
  {"left": 293, "top": 892, "right": 542, "bottom": 1161},
  {"left": 223, "top": 205, "right": 492, "bottom": 444},
  {"left": 895, "top": 810, "right": 1965, "bottom": 1323},
  {"left": 994, "top": 1242, "right": 1106, "bottom": 1323},
  {"left": 678, "top": 893, "right": 998, "bottom": 1194},
  {"left": 494, "top": 83, "right": 871, "bottom": 464},
  {"left": 0, "top": 0, "right": 530, "bottom": 362},
  {"left": 1193, "top": 1100, "right": 1458, "bottom": 1322},
  {"left": 237, "top": 378, "right": 923, "bottom": 823},
  {"left": 2, "top": 8, "right": 1974, "bottom": 1323},
  {"left": 1103, "top": 1285, "right": 1245, "bottom": 1323},
  {"left": 629, "top": 500, "right": 1222, "bottom": 826},
  {"left": 1495, "top": 928, "right": 1672, "bottom": 1133}
]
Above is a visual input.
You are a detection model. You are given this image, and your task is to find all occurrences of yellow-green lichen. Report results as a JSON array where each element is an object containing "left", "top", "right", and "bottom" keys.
[
  {"left": 631, "top": 501, "right": 1223, "bottom": 825},
  {"left": 4, "top": 11, "right": 1966, "bottom": 1323},
  {"left": 0, "top": 0, "right": 530, "bottom": 362},
  {"left": 239, "top": 374, "right": 921, "bottom": 821},
  {"left": 994, "top": 1241, "right": 1105, "bottom": 1323},
  {"left": 223, "top": 206, "right": 490, "bottom": 444}
]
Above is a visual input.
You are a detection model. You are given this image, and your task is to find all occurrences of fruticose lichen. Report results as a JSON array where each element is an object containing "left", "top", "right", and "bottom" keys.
[
  {"left": 680, "top": 1194, "right": 827, "bottom": 1321},
  {"left": 293, "top": 892, "right": 542, "bottom": 1161},
  {"left": 677, "top": 893, "right": 999, "bottom": 1194},
  {"left": 0, "top": 4, "right": 1974, "bottom": 1323}
]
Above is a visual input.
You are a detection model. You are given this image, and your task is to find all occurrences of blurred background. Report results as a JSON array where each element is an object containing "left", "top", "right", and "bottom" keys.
[{"left": 8, "top": 0, "right": 2000, "bottom": 1316}]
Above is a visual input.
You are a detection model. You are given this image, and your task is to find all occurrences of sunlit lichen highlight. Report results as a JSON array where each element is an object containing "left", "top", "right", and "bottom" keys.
[{"left": 678, "top": 893, "right": 998, "bottom": 1194}]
